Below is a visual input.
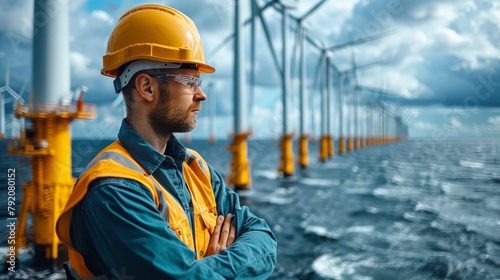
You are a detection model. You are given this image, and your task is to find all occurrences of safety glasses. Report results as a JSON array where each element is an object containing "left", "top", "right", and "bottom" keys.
[{"left": 150, "top": 74, "right": 202, "bottom": 91}]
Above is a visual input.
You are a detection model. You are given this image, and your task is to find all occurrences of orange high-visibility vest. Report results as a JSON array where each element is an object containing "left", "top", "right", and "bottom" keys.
[{"left": 56, "top": 140, "right": 218, "bottom": 278}]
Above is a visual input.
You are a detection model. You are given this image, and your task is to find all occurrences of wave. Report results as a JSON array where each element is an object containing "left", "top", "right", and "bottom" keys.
[
  {"left": 485, "top": 241, "right": 500, "bottom": 267},
  {"left": 344, "top": 187, "right": 373, "bottom": 195},
  {"left": 250, "top": 188, "right": 295, "bottom": 205},
  {"left": 403, "top": 211, "right": 436, "bottom": 224},
  {"left": 253, "top": 195, "right": 294, "bottom": 205},
  {"left": 346, "top": 225, "right": 375, "bottom": 234},
  {"left": 350, "top": 207, "right": 380, "bottom": 217},
  {"left": 0, "top": 247, "right": 66, "bottom": 280},
  {"left": 415, "top": 202, "right": 439, "bottom": 215},
  {"left": 253, "top": 170, "right": 280, "bottom": 180},
  {"left": 322, "top": 161, "right": 353, "bottom": 170},
  {"left": 0, "top": 269, "right": 65, "bottom": 280},
  {"left": 311, "top": 254, "right": 377, "bottom": 280},
  {"left": 485, "top": 196, "right": 500, "bottom": 211},
  {"left": 490, "top": 177, "right": 500, "bottom": 184},
  {"left": 459, "top": 160, "right": 484, "bottom": 169},
  {"left": 311, "top": 254, "right": 346, "bottom": 279},
  {"left": 390, "top": 173, "right": 406, "bottom": 185},
  {"left": 267, "top": 196, "right": 294, "bottom": 205},
  {"left": 304, "top": 225, "right": 341, "bottom": 241},
  {"left": 299, "top": 178, "right": 339, "bottom": 187},
  {"left": 416, "top": 255, "right": 493, "bottom": 279},
  {"left": 372, "top": 186, "right": 421, "bottom": 202}
]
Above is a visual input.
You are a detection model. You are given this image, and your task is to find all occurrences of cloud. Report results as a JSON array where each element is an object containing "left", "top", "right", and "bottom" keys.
[
  {"left": 412, "top": 121, "right": 436, "bottom": 130},
  {"left": 450, "top": 116, "right": 462, "bottom": 128},
  {"left": 91, "top": 10, "right": 114, "bottom": 25},
  {"left": 488, "top": 116, "right": 500, "bottom": 126},
  {"left": 0, "top": 0, "right": 499, "bottom": 139},
  {"left": 70, "top": 51, "right": 93, "bottom": 77}
]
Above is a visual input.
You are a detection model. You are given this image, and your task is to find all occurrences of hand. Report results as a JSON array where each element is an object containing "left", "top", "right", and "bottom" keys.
[{"left": 205, "top": 214, "right": 236, "bottom": 256}]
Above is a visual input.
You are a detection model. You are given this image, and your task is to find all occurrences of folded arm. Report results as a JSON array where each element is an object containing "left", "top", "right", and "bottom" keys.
[
  {"left": 198, "top": 167, "right": 278, "bottom": 279},
  {"left": 72, "top": 178, "right": 226, "bottom": 280}
]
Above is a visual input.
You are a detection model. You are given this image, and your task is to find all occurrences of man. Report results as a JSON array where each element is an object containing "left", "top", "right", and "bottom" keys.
[{"left": 56, "top": 4, "right": 277, "bottom": 279}]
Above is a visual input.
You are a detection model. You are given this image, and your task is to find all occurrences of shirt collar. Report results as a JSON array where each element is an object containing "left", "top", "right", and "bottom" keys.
[{"left": 117, "top": 119, "right": 187, "bottom": 174}]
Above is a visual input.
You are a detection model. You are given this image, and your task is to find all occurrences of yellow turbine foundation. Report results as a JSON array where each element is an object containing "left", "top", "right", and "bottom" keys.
[
  {"left": 8, "top": 103, "right": 95, "bottom": 267},
  {"left": 327, "top": 135, "right": 334, "bottom": 158},
  {"left": 361, "top": 137, "right": 367, "bottom": 148},
  {"left": 278, "top": 134, "right": 294, "bottom": 176},
  {"left": 347, "top": 136, "right": 354, "bottom": 152},
  {"left": 338, "top": 135, "right": 345, "bottom": 155},
  {"left": 355, "top": 137, "right": 361, "bottom": 150},
  {"left": 227, "top": 132, "right": 252, "bottom": 190},
  {"left": 319, "top": 135, "right": 329, "bottom": 162},
  {"left": 298, "top": 135, "right": 309, "bottom": 168},
  {"left": 208, "top": 134, "right": 216, "bottom": 144}
]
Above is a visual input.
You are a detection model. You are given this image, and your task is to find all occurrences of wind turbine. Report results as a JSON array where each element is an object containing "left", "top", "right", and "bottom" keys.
[
  {"left": 274, "top": 0, "right": 299, "bottom": 177},
  {"left": 211, "top": 0, "right": 286, "bottom": 189},
  {"left": 8, "top": 0, "right": 96, "bottom": 267},
  {"left": 306, "top": 46, "right": 329, "bottom": 162},
  {"left": 355, "top": 84, "right": 403, "bottom": 145},
  {"left": 350, "top": 52, "right": 363, "bottom": 150},
  {"left": 0, "top": 67, "right": 25, "bottom": 139},
  {"left": 324, "top": 58, "right": 384, "bottom": 154},
  {"left": 286, "top": 4, "right": 396, "bottom": 165},
  {"left": 394, "top": 107, "right": 409, "bottom": 141},
  {"left": 227, "top": 0, "right": 252, "bottom": 191},
  {"left": 305, "top": 30, "right": 395, "bottom": 157},
  {"left": 289, "top": 0, "right": 327, "bottom": 168}
]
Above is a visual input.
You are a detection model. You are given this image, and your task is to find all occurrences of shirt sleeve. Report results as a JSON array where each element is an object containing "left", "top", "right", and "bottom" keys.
[
  {"left": 198, "top": 167, "right": 278, "bottom": 279},
  {"left": 73, "top": 177, "right": 225, "bottom": 280}
]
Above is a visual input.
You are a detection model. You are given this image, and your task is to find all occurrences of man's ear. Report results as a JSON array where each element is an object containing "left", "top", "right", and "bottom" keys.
[{"left": 134, "top": 73, "right": 156, "bottom": 102}]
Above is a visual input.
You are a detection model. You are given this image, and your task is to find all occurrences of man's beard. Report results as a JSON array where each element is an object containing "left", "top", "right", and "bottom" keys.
[{"left": 148, "top": 85, "right": 199, "bottom": 138}]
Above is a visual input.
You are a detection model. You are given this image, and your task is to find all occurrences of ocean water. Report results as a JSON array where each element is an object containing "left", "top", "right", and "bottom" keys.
[{"left": 0, "top": 138, "right": 499, "bottom": 280}]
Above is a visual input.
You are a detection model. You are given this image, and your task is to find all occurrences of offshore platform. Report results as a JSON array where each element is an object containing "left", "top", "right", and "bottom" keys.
[{"left": 7, "top": 0, "right": 95, "bottom": 269}]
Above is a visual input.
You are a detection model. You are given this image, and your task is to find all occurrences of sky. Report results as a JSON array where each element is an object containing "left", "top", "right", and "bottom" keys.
[{"left": 0, "top": 0, "right": 499, "bottom": 140}]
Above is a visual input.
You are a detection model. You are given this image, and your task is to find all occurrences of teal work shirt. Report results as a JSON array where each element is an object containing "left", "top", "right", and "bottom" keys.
[{"left": 70, "top": 120, "right": 277, "bottom": 279}]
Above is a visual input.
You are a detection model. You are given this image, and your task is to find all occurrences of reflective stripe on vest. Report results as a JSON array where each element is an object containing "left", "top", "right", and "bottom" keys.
[
  {"left": 56, "top": 140, "right": 217, "bottom": 278},
  {"left": 79, "top": 151, "right": 169, "bottom": 220}
]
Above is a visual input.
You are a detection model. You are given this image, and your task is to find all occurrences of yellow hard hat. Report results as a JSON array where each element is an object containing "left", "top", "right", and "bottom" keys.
[{"left": 101, "top": 4, "right": 215, "bottom": 79}]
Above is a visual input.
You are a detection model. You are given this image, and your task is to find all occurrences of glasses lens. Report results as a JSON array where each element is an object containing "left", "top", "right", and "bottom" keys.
[
  {"left": 185, "top": 77, "right": 201, "bottom": 89},
  {"left": 153, "top": 74, "right": 201, "bottom": 91}
]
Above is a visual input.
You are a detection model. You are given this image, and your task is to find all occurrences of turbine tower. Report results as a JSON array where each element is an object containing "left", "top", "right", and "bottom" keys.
[
  {"left": 291, "top": 0, "right": 327, "bottom": 168},
  {"left": 8, "top": 0, "right": 95, "bottom": 269},
  {"left": 227, "top": 0, "right": 252, "bottom": 191}
]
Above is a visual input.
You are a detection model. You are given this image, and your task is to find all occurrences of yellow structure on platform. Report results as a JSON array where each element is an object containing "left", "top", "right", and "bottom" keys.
[
  {"left": 278, "top": 134, "right": 294, "bottom": 176},
  {"left": 8, "top": 102, "right": 95, "bottom": 267},
  {"left": 298, "top": 135, "right": 309, "bottom": 168},
  {"left": 208, "top": 134, "right": 216, "bottom": 144},
  {"left": 355, "top": 137, "right": 361, "bottom": 150},
  {"left": 327, "top": 135, "right": 334, "bottom": 158},
  {"left": 227, "top": 132, "right": 252, "bottom": 190},
  {"left": 347, "top": 136, "right": 354, "bottom": 152},
  {"left": 319, "top": 135, "right": 329, "bottom": 162},
  {"left": 338, "top": 135, "right": 345, "bottom": 155}
]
